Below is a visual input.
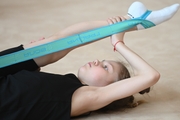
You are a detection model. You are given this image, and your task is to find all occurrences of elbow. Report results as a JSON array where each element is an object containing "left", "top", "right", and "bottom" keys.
[
  {"left": 150, "top": 71, "right": 160, "bottom": 84},
  {"left": 154, "top": 71, "right": 160, "bottom": 82}
]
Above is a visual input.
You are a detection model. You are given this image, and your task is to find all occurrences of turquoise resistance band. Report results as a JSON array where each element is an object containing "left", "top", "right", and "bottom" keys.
[{"left": 0, "top": 18, "right": 155, "bottom": 68}]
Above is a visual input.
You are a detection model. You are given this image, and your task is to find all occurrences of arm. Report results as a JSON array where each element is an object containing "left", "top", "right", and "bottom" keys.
[
  {"left": 84, "top": 30, "right": 160, "bottom": 112},
  {"left": 71, "top": 30, "right": 160, "bottom": 116},
  {"left": 23, "top": 16, "right": 132, "bottom": 67},
  {"left": 23, "top": 20, "right": 110, "bottom": 67},
  {"left": 70, "top": 17, "right": 160, "bottom": 116},
  {"left": 100, "top": 41, "right": 160, "bottom": 99}
]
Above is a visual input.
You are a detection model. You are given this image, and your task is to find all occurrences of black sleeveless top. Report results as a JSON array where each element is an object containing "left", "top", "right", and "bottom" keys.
[{"left": 0, "top": 45, "right": 84, "bottom": 120}]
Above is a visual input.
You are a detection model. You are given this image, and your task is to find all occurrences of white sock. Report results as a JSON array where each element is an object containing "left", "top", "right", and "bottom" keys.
[{"left": 127, "top": 1, "right": 180, "bottom": 30}]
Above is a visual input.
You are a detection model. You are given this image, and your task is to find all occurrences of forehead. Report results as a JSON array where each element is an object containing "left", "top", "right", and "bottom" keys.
[
  {"left": 106, "top": 60, "right": 119, "bottom": 65},
  {"left": 106, "top": 60, "right": 122, "bottom": 71}
]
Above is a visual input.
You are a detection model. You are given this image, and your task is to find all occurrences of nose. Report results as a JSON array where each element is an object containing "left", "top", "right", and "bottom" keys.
[{"left": 93, "top": 59, "right": 100, "bottom": 66}]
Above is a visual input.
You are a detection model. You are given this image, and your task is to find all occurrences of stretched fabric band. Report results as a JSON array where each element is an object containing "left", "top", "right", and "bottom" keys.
[{"left": 0, "top": 17, "right": 155, "bottom": 68}]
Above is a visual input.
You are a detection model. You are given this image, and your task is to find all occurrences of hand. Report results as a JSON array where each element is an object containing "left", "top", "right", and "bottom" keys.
[
  {"left": 107, "top": 16, "right": 127, "bottom": 46},
  {"left": 111, "top": 32, "right": 125, "bottom": 47}
]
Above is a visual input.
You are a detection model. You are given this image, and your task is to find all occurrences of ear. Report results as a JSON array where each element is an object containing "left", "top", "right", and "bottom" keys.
[{"left": 139, "top": 87, "right": 150, "bottom": 94}]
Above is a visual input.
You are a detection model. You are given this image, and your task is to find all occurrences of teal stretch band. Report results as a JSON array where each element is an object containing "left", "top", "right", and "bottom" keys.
[
  {"left": 0, "top": 18, "right": 155, "bottom": 68},
  {"left": 138, "top": 10, "right": 152, "bottom": 19}
]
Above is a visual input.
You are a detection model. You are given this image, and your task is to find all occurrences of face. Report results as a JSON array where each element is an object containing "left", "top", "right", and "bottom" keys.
[{"left": 77, "top": 59, "right": 122, "bottom": 87}]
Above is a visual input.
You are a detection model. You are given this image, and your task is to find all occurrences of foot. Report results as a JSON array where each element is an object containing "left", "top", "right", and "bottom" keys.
[{"left": 127, "top": 1, "right": 180, "bottom": 30}]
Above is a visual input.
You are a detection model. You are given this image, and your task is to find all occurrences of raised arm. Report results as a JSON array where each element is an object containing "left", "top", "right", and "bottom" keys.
[
  {"left": 23, "top": 2, "right": 179, "bottom": 68},
  {"left": 23, "top": 20, "right": 112, "bottom": 67},
  {"left": 71, "top": 2, "right": 179, "bottom": 116},
  {"left": 89, "top": 28, "right": 160, "bottom": 112},
  {"left": 71, "top": 27, "right": 160, "bottom": 116}
]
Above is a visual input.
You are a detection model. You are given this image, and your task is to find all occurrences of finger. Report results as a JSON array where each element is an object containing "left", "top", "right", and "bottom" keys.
[
  {"left": 107, "top": 16, "right": 123, "bottom": 25},
  {"left": 111, "top": 18, "right": 118, "bottom": 24},
  {"left": 30, "top": 40, "right": 36, "bottom": 43},
  {"left": 107, "top": 18, "right": 113, "bottom": 25},
  {"left": 110, "top": 17, "right": 120, "bottom": 23},
  {"left": 107, "top": 18, "right": 116, "bottom": 24},
  {"left": 39, "top": 37, "right": 45, "bottom": 41},
  {"left": 115, "top": 16, "right": 122, "bottom": 22},
  {"left": 119, "top": 16, "right": 126, "bottom": 21}
]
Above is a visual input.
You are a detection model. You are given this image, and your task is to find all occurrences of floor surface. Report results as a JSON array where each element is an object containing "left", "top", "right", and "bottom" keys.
[{"left": 0, "top": 0, "right": 180, "bottom": 119}]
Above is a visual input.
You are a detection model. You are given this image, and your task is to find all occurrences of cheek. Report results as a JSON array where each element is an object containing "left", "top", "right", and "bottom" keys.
[
  {"left": 78, "top": 67, "right": 108, "bottom": 86},
  {"left": 88, "top": 70, "right": 110, "bottom": 86}
]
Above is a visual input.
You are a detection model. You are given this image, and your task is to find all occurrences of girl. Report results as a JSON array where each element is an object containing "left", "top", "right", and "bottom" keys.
[{"left": 0, "top": 1, "right": 179, "bottom": 120}]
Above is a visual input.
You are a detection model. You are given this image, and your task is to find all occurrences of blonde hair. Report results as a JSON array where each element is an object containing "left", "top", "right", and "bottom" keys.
[{"left": 116, "top": 61, "right": 131, "bottom": 80}]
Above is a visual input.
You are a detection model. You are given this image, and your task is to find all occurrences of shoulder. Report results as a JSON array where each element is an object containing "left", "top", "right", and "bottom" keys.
[
  {"left": 71, "top": 86, "right": 97, "bottom": 116},
  {"left": 71, "top": 86, "right": 111, "bottom": 117}
]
